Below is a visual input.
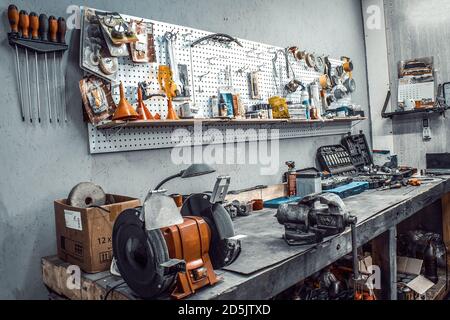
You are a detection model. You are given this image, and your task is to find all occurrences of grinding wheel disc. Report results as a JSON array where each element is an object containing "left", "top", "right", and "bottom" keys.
[
  {"left": 112, "top": 208, "right": 175, "bottom": 299},
  {"left": 67, "top": 182, "right": 106, "bottom": 208},
  {"left": 181, "top": 193, "right": 239, "bottom": 269}
]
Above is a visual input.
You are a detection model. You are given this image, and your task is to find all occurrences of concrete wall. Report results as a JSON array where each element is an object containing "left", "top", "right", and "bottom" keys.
[
  {"left": 0, "top": 0, "right": 369, "bottom": 298},
  {"left": 384, "top": 0, "right": 450, "bottom": 168},
  {"left": 362, "top": 0, "right": 394, "bottom": 152}
]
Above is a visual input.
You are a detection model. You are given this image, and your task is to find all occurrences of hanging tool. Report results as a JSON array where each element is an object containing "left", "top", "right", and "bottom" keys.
[
  {"left": 163, "top": 32, "right": 183, "bottom": 97},
  {"left": 49, "top": 16, "right": 59, "bottom": 122},
  {"left": 39, "top": 14, "right": 52, "bottom": 123},
  {"left": 30, "top": 12, "right": 41, "bottom": 123},
  {"left": 8, "top": 5, "right": 25, "bottom": 121},
  {"left": 19, "top": 10, "right": 33, "bottom": 122},
  {"left": 57, "top": 17, "right": 67, "bottom": 122}
]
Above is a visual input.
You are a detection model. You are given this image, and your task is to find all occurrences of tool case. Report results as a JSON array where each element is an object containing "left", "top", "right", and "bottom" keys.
[
  {"left": 317, "top": 145, "right": 357, "bottom": 175},
  {"left": 263, "top": 196, "right": 302, "bottom": 209},
  {"left": 341, "top": 132, "right": 415, "bottom": 181},
  {"left": 326, "top": 181, "right": 369, "bottom": 198},
  {"left": 341, "top": 131, "right": 373, "bottom": 170}
]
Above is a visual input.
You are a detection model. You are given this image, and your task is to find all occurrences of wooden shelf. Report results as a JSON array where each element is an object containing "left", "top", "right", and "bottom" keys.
[{"left": 95, "top": 116, "right": 366, "bottom": 129}]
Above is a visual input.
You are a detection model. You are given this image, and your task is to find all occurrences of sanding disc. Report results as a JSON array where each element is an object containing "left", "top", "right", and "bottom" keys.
[
  {"left": 67, "top": 182, "right": 107, "bottom": 208},
  {"left": 181, "top": 193, "right": 240, "bottom": 269},
  {"left": 112, "top": 208, "right": 175, "bottom": 299}
]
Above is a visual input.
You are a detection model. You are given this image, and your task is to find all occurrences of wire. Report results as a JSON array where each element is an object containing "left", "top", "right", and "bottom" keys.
[
  {"left": 88, "top": 205, "right": 110, "bottom": 213},
  {"left": 103, "top": 280, "right": 126, "bottom": 300}
]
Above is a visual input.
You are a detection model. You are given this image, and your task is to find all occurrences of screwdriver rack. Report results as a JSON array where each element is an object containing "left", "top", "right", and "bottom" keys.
[
  {"left": 7, "top": 33, "right": 68, "bottom": 53},
  {"left": 8, "top": 4, "right": 68, "bottom": 124}
]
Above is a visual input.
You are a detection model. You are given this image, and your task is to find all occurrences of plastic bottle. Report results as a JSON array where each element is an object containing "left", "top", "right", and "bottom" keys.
[
  {"left": 301, "top": 89, "right": 310, "bottom": 120},
  {"left": 424, "top": 241, "right": 438, "bottom": 283}
]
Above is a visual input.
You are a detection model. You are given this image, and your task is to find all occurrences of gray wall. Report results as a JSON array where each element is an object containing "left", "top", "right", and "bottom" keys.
[
  {"left": 385, "top": 0, "right": 450, "bottom": 168},
  {"left": 0, "top": 0, "right": 369, "bottom": 299}
]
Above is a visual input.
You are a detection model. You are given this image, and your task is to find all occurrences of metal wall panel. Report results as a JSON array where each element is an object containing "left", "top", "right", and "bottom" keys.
[{"left": 384, "top": 0, "right": 450, "bottom": 168}]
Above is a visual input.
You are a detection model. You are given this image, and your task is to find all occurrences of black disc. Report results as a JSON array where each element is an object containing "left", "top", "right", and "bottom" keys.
[
  {"left": 112, "top": 208, "right": 174, "bottom": 299},
  {"left": 181, "top": 194, "right": 238, "bottom": 269}
]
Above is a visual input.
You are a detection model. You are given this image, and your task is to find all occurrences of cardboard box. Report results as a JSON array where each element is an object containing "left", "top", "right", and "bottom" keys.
[
  {"left": 54, "top": 195, "right": 140, "bottom": 273},
  {"left": 397, "top": 256, "right": 435, "bottom": 298}
]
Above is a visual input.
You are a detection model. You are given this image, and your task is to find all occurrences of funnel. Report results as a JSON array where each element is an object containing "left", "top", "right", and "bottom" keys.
[
  {"left": 112, "top": 82, "right": 138, "bottom": 121},
  {"left": 136, "top": 87, "right": 154, "bottom": 120}
]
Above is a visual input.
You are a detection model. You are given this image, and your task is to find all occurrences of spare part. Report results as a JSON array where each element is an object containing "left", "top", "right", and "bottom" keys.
[
  {"left": 67, "top": 182, "right": 106, "bottom": 208},
  {"left": 343, "top": 78, "right": 356, "bottom": 93},
  {"left": 305, "top": 53, "right": 316, "bottom": 68},
  {"left": 315, "top": 56, "right": 325, "bottom": 73}
]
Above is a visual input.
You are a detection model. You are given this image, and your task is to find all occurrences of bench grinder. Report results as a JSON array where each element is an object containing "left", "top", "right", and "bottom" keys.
[{"left": 112, "top": 176, "right": 240, "bottom": 299}]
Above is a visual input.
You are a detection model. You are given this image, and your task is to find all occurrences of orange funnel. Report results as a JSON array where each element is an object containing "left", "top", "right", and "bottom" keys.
[
  {"left": 112, "top": 82, "right": 139, "bottom": 121},
  {"left": 136, "top": 87, "right": 154, "bottom": 120},
  {"left": 166, "top": 99, "right": 179, "bottom": 120}
]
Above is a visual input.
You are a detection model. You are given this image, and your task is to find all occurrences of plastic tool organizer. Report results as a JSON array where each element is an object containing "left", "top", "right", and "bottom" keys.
[
  {"left": 341, "top": 131, "right": 373, "bottom": 170},
  {"left": 317, "top": 145, "right": 357, "bottom": 176}
]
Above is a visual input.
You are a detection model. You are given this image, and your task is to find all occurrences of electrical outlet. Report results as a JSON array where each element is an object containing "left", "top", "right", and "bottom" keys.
[{"left": 423, "top": 118, "right": 431, "bottom": 141}]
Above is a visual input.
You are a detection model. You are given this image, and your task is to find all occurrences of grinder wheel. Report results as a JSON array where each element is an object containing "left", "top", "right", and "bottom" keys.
[
  {"left": 112, "top": 208, "right": 175, "bottom": 299},
  {"left": 67, "top": 182, "right": 106, "bottom": 208},
  {"left": 181, "top": 193, "right": 238, "bottom": 269}
]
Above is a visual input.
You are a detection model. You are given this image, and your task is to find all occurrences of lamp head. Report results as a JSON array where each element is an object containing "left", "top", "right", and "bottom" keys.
[{"left": 180, "top": 163, "right": 216, "bottom": 178}]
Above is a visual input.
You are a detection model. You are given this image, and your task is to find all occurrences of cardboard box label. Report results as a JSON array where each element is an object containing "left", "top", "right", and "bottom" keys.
[{"left": 64, "top": 210, "right": 83, "bottom": 231}]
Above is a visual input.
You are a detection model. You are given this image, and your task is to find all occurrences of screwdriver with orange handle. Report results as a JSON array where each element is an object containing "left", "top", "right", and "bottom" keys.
[
  {"left": 49, "top": 16, "right": 59, "bottom": 122},
  {"left": 19, "top": 9, "right": 33, "bottom": 122},
  {"left": 57, "top": 17, "right": 67, "bottom": 122},
  {"left": 30, "top": 12, "right": 41, "bottom": 122},
  {"left": 8, "top": 4, "right": 25, "bottom": 121},
  {"left": 39, "top": 13, "right": 53, "bottom": 123}
]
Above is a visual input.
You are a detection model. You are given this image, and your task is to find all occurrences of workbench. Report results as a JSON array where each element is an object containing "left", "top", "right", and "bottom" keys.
[{"left": 42, "top": 177, "right": 450, "bottom": 300}]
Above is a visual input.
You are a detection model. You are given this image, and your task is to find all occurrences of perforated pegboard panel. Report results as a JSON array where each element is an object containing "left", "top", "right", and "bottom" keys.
[
  {"left": 86, "top": 7, "right": 354, "bottom": 154},
  {"left": 88, "top": 120, "right": 352, "bottom": 153}
]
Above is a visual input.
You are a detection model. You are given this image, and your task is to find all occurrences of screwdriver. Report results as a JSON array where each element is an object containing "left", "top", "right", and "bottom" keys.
[
  {"left": 8, "top": 4, "right": 25, "bottom": 121},
  {"left": 57, "top": 17, "right": 67, "bottom": 122},
  {"left": 19, "top": 10, "right": 33, "bottom": 122},
  {"left": 30, "top": 12, "right": 41, "bottom": 123},
  {"left": 49, "top": 16, "right": 59, "bottom": 122},
  {"left": 39, "top": 14, "right": 52, "bottom": 123}
]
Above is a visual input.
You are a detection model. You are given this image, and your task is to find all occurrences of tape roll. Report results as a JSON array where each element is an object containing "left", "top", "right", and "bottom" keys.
[
  {"left": 319, "top": 74, "right": 330, "bottom": 89},
  {"left": 343, "top": 61, "right": 354, "bottom": 72}
]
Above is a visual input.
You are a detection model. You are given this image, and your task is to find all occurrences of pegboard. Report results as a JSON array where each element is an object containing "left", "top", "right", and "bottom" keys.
[
  {"left": 88, "top": 120, "right": 352, "bottom": 153},
  {"left": 84, "top": 7, "right": 355, "bottom": 154}
]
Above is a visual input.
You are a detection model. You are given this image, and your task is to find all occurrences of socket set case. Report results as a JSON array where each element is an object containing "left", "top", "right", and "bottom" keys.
[
  {"left": 341, "top": 131, "right": 373, "bottom": 169},
  {"left": 316, "top": 145, "right": 357, "bottom": 175}
]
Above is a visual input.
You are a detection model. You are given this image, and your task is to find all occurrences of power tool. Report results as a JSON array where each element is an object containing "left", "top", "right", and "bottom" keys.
[{"left": 112, "top": 177, "right": 240, "bottom": 299}]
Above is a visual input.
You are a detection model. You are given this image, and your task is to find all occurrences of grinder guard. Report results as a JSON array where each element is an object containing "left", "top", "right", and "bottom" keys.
[{"left": 144, "top": 190, "right": 183, "bottom": 231}]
